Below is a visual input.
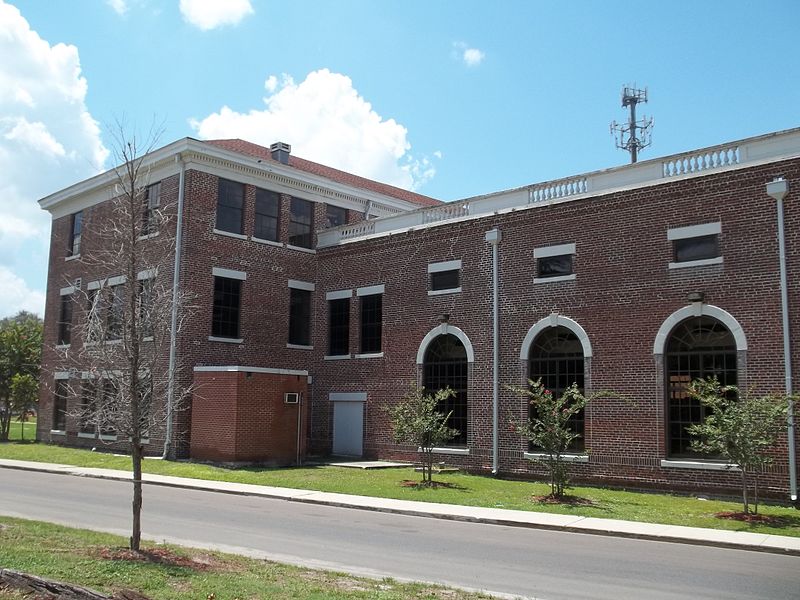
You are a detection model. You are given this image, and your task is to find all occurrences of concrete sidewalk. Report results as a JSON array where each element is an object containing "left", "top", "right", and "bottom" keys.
[{"left": 2, "top": 458, "right": 799, "bottom": 556}]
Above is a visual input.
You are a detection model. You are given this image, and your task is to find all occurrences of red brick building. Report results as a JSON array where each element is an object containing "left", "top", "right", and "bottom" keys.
[{"left": 37, "top": 129, "right": 800, "bottom": 498}]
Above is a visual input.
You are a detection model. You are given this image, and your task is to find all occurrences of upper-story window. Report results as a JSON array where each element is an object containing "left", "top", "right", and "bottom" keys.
[
  {"left": 325, "top": 205, "right": 348, "bottom": 228},
  {"left": 534, "top": 243, "right": 576, "bottom": 283},
  {"left": 668, "top": 222, "right": 722, "bottom": 269},
  {"left": 289, "top": 286, "right": 312, "bottom": 346},
  {"left": 216, "top": 179, "right": 245, "bottom": 235},
  {"left": 211, "top": 268, "right": 246, "bottom": 340},
  {"left": 255, "top": 189, "right": 280, "bottom": 242},
  {"left": 359, "top": 290, "right": 383, "bottom": 354},
  {"left": 68, "top": 211, "right": 82, "bottom": 257},
  {"left": 106, "top": 283, "right": 125, "bottom": 341},
  {"left": 428, "top": 260, "right": 462, "bottom": 295},
  {"left": 57, "top": 293, "right": 73, "bottom": 346},
  {"left": 327, "top": 295, "right": 351, "bottom": 356},
  {"left": 141, "top": 182, "right": 161, "bottom": 237},
  {"left": 289, "top": 197, "right": 313, "bottom": 248}
]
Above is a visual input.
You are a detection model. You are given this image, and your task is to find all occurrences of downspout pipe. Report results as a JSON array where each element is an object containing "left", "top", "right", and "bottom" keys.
[
  {"left": 767, "top": 177, "right": 797, "bottom": 502},
  {"left": 485, "top": 228, "right": 502, "bottom": 474},
  {"left": 163, "top": 154, "right": 186, "bottom": 460}
]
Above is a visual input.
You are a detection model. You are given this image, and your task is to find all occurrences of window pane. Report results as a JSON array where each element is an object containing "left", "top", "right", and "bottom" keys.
[
  {"left": 422, "top": 334, "right": 468, "bottom": 445},
  {"left": 79, "top": 381, "right": 96, "bottom": 434},
  {"left": 360, "top": 294, "right": 382, "bottom": 354},
  {"left": 212, "top": 276, "right": 241, "bottom": 338},
  {"left": 58, "top": 295, "right": 72, "bottom": 345},
  {"left": 106, "top": 285, "right": 125, "bottom": 341},
  {"left": 674, "top": 235, "right": 719, "bottom": 262},
  {"left": 255, "top": 189, "right": 280, "bottom": 241},
  {"left": 69, "top": 211, "right": 82, "bottom": 256},
  {"left": 216, "top": 179, "right": 244, "bottom": 234},
  {"left": 430, "top": 269, "right": 460, "bottom": 291},
  {"left": 289, "top": 288, "right": 312, "bottom": 345},
  {"left": 325, "top": 205, "right": 348, "bottom": 228},
  {"left": 328, "top": 298, "right": 350, "bottom": 355},
  {"left": 537, "top": 254, "right": 573, "bottom": 278},
  {"left": 142, "top": 182, "right": 161, "bottom": 236},
  {"left": 289, "top": 197, "right": 313, "bottom": 248},
  {"left": 54, "top": 380, "right": 68, "bottom": 431}
]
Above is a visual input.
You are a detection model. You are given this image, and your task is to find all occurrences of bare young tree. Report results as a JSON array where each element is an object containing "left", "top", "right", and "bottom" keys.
[{"left": 57, "top": 123, "right": 192, "bottom": 551}]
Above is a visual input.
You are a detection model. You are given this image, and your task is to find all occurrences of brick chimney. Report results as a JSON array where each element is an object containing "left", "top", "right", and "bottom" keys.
[{"left": 270, "top": 142, "right": 291, "bottom": 165}]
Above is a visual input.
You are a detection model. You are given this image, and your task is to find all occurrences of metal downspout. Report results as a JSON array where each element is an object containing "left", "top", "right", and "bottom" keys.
[
  {"left": 163, "top": 155, "right": 185, "bottom": 460},
  {"left": 485, "top": 229, "right": 502, "bottom": 474}
]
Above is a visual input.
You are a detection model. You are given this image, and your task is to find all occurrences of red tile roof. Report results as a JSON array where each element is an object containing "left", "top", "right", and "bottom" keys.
[{"left": 204, "top": 139, "right": 442, "bottom": 208}]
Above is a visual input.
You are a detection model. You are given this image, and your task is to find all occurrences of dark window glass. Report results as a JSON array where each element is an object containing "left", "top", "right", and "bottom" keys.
[
  {"left": 360, "top": 294, "right": 382, "bottom": 354},
  {"left": 328, "top": 298, "right": 350, "bottom": 355},
  {"left": 430, "top": 269, "right": 460, "bottom": 291},
  {"left": 212, "top": 277, "right": 241, "bottom": 338},
  {"left": 69, "top": 211, "right": 82, "bottom": 256},
  {"left": 106, "top": 285, "right": 125, "bottom": 341},
  {"left": 86, "top": 290, "right": 100, "bottom": 344},
  {"left": 139, "top": 278, "right": 154, "bottom": 338},
  {"left": 673, "top": 235, "right": 719, "bottom": 263},
  {"left": 325, "top": 205, "right": 348, "bottom": 228},
  {"left": 53, "top": 380, "right": 68, "bottom": 431},
  {"left": 289, "top": 288, "right": 312, "bottom": 345},
  {"left": 58, "top": 295, "right": 73, "bottom": 345},
  {"left": 255, "top": 189, "right": 280, "bottom": 241},
  {"left": 216, "top": 179, "right": 244, "bottom": 234},
  {"left": 289, "top": 197, "right": 313, "bottom": 248},
  {"left": 537, "top": 254, "right": 573, "bottom": 278},
  {"left": 528, "top": 326, "right": 585, "bottom": 451},
  {"left": 99, "top": 379, "right": 118, "bottom": 436},
  {"left": 141, "top": 182, "right": 161, "bottom": 236},
  {"left": 666, "top": 316, "right": 737, "bottom": 457},
  {"left": 137, "top": 375, "right": 152, "bottom": 436},
  {"left": 79, "top": 381, "right": 96, "bottom": 434},
  {"left": 423, "top": 334, "right": 468, "bottom": 445}
]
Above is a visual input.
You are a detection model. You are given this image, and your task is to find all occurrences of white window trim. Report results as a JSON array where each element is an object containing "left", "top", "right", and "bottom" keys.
[
  {"left": 667, "top": 222, "right": 722, "bottom": 241},
  {"left": 137, "top": 268, "right": 157, "bottom": 281},
  {"left": 418, "top": 446, "right": 470, "bottom": 455},
  {"left": 533, "top": 243, "right": 576, "bottom": 259},
  {"left": 77, "top": 432, "right": 96, "bottom": 439},
  {"left": 213, "top": 228, "right": 248, "bottom": 240},
  {"left": 59, "top": 286, "right": 75, "bottom": 296},
  {"left": 50, "top": 430, "right": 66, "bottom": 436},
  {"left": 357, "top": 284, "right": 385, "bottom": 296},
  {"left": 524, "top": 452, "right": 588, "bottom": 463},
  {"left": 288, "top": 279, "right": 315, "bottom": 291},
  {"left": 137, "top": 231, "right": 160, "bottom": 241},
  {"left": 428, "top": 259, "right": 462, "bottom": 273},
  {"left": 55, "top": 344, "right": 71, "bottom": 350},
  {"left": 285, "top": 244, "right": 317, "bottom": 254},
  {"left": 326, "top": 289, "right": 353, "bottom": 301},
  {"left": 428, "top": 287, "right": 462, "bottom": 296},
  {"left": 99, "top": 434, "right": 118, "bottom": 442},
  {"left": 354, "top": 352, "right": 384, "bottom": 359},
  {"left": 534, "top": 273, "right": 577, "bottom": 284},
  {"left": 251, "top": 236, "right": 284, "bottom": 248},
  {"left": 208, "top": 336, "right": 244, "bottom": 344},
  {"left": 194, "top": 365, "right": 309, "bottom": 377},
  {"left": 212, "top": 267, "right": 247, "bottom": 281},
  {"left": 660, "top": 459, "right": 740, "bottom": 472},
  {"left": 65, "top": 254, "right": 81, "bottom": 262},
  {"left": 286, "top": 343, "right": 314, "bottom": 350},
  {"left": 668, "top": 256, "right": 724, "bottom": 270},
  {"left": 324, "top": 354, "right": 352, "bottom": 360},
  {"left": 87, "top": 279, "right": 103, "bottom": 291},
  {"left": 54, "top": 371, "right": 70, "bottom": 380},
  {"left": 330, "top": 392, "right": 367, "bottom": 402},
  {"left": 107, "top": 275, "right": 126, "bottom": 287}
]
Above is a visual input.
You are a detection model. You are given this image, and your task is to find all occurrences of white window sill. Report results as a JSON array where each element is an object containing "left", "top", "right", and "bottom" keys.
[
  {"left": 418, "top": 447, "right": 470, "bottom": 455},
  {"left": 137, "top": 232, "right": 160, "bottom": 241},
  {"left": 428, "top": 287, "right": 461, "bottom": 296},
  {"left": 324, "top": 354, "right": 352, "bottom": 360},
  {"left": 50, "top": 430, "right": 66, "bottom": 436},
  {"left": 285, "top": 244, "right": 316, "bottom": 254},
  {"left": 208, "top": 336, "right": 243, "bottom": 344},
  {"left": 104, "top": 339, "right": 123, "bottom": 346},
  {"left": 64, "top": 254, "right": 81, "bottom": 262},
  {"left": 660, "top": 459, "right": 739, "bottom": 471},
  {"left": 142, "top": 336, "right": 154, "bottom": 342},
  {"left": 99, "top": 434, "right": 118, "bottom": 442},
  {"left": 287, "top": 343, "right": 313, "bottom": 350},
  {"left": 251, "top": 236, "right": 284, "bottom": 247},
  {"left": 55, "top": 344, "right": 70, "bottom": 350},
  {"left": 533, "top": 273, "right": 576, "bottom": 284},
  {"left": 355, "top": 352, "right": 384, "bottom": 359},
  {"left": 668, "top": 256, "right": 723, "bottom": 270},
  {"left": 213, "top": 228, "right": 247, "bottom": 240},
  {"left": 77, "top": 432, "right": 96, "bottom": 439},
  {"left": 524, "top": 452, "right": 589, "bottom": 463}
]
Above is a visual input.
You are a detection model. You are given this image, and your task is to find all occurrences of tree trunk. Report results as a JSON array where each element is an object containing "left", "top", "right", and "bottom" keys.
[
  {"left": 740, "top": 469, "right": 749, "bottom": 514},
  {"left": 130, "top": 443, "right": 143, "bottom": 551},
  {"left": 753, "top": 475, "right": 760, "bottom": 515}
]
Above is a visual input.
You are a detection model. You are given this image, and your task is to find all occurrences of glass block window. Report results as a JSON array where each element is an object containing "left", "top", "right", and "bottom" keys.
[
  {"left": 216, "top": 178, "right": 244, "bottom": 234},
  {"left": 325, "top": 205, "right": 348, "bottom": 228},
  {"left": 528, "top": 326, "right": 585, "bottom": 451},
  {"left": 69, "top": 211, "right": 82, "bottom": 256},
  {"left": 666, "top": 316, "right": 737, "bottom": 457},
  {"left": 422, "top": 334, "right": 468, "bottom": 445},
  {"left": 289, "top": 197, "right": 313, "bottom": 248},
  {"left": 212, "top": 276, "right": 241, "bottom": 338},
  {"left": 360, "top": 294, "right": 382, "bottom": 354},
  {"left": 328, "top": 297, "right": 350, "bottom": 355},
  {"left": 255, "top": 189, "right": 280, "bottom": 242},
  {"left": 289, "top": 288, "right": 312, "bottom": 345}
]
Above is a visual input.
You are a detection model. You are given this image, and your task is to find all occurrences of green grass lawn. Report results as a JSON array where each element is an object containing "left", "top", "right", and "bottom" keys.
[
  {"left": 0, "top": 441, "right": 798, "bottom": 537},
  {"left": 6, "top": 419, "right": 36, "bottom": 442},
  {"left": 0, "top": 517, "right": 490, "bottom": 600}
]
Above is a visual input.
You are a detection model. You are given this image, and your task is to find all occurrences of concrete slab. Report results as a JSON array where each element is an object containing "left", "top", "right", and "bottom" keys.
[{"left": 326, "top": 460, "right": 411, "bottom": 469}]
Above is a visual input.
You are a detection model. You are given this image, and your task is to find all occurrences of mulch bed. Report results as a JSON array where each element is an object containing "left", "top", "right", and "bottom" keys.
[
  {"left": 94, "top": 547, "right": 225, "bottom": 572},
  {"left": 531, "top": 494, "right": 596, "bottom": 506},
  {"left": 399, "top": 480, "right": 461, "bottom": 489},
  {"left": 714, "top": 511, "right": 787, "bottom": 525}
]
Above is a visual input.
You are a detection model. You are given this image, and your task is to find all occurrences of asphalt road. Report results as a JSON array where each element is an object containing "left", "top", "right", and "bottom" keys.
[{"left": 0, "top": 469, "right": 798, "bottom": 599}]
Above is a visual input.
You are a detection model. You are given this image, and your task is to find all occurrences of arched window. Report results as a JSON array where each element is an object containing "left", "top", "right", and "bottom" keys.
[
  {"left": 529, "top": 326, "right": 585, "bottom": 451},
  {"left": 666, "top": 316, "right": 737, "bottom": 457},
  {"left": 423, "top": 334, "right": 468, "bottom": 445}
]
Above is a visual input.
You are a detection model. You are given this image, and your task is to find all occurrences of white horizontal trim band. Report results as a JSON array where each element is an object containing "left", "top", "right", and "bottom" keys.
[
  {"left": 326, "top": 289, "right": 353, "bottom": 300},
  {"left": 668, "top": 256, "right": 723, "bottom": 270},
  {"left": 288, "top": 279, "right": 315, "bottom": 291},
  {"left": 533, "top": 243, "right": 576, "bottom": 258},
  {"left": 660, "top": 459, "right": 740, "bottom": 471},
  {"left": 667, "top": 221, "right": 722, "bottom": 240},
  {"left": 213, "top": 228, "right": 247, "bottom": 240},
  {"left": 428, "top": 259, "right": 462, "bottom": 273},
  {"left": 208, "top": 336, "right": 243, "bottom": 344},
  {"left": 534, "top": 274, "right": 576, "bottom": 284},
  {"left": 212, "top": 267, "right": 247, "bottom": 280},
  {"left": 356, "top": 284, "right": 385, "bottom": 296},
  {"left": 194, "top": 365, "right": 309, "bottom": 376},
  {"left": 428, "top": 287, "right": 461, "bottom": 296}
]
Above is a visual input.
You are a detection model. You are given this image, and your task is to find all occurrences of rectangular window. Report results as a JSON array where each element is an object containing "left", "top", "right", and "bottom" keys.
[
  {"left": 360, "top": 294, "right": 382, "bottom": 354},
  {"left": 673, "top": 235, "right": 719, "bottom": 263},
  {"left": 138, "top": 277, "right": 154, "bottom": 338},
  {"left": 68, "top": 211, "right": 82, "bottom": 256},
  {"left": 431, "top": 270, "right": 460, "bottom": 291},
  {"left": 537, "top": 254, "right": 573, "bottom": 278},
  {"left": 79, "top": 380, "right": 96, "bottom": 434},
  {"left": 141, "top": 182, "right": 161, "bottom": 236},
  {"left": 106, "top": 284, "right": 125, "bottom": 341},
  {"left": 212, "top": 276, "right": 242, "bottom": 338},
  {"left": 216, "top": 178, "right": 244, "bottom": 234},
  {"left": 325, "top": 204, "right": 348, "bottom": 228},
  {"left": 53, "top": 380, "right": 68, "bottom": 431},
  {"left": 328, "top": 298, "right": 350, "bottom": 355},
  {"left": 86, "top": 289, "right": 100, "bottom": 343},
  {"left": 288, "top": 197, "right": 313, "bottom": 248},
  {"left": 289, "top": 288, "right": 312, "bottom": 345},
  {"left": 99, "top": 379, "right": 118, "bottom": 436},
  {"left": 255, "top": 189, "right": 280, "bottom": 241},
  {"left": 57, "top": 295, "right": 73, "bottom": 345}
]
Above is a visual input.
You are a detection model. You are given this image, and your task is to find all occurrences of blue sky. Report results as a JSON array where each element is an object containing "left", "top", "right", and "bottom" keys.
[{"left": 2, "top": 0, "right": 799, "bottom": 318}]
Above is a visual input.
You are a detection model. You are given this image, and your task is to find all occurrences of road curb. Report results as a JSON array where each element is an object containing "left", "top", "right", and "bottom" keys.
[{"left": 3, "top": 461, "right": 799, "bottom": 557}]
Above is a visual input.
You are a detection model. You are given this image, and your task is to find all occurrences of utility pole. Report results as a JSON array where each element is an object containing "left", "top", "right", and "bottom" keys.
[{"left": 611, "top": 86, "right": 653, "bottom": 163}]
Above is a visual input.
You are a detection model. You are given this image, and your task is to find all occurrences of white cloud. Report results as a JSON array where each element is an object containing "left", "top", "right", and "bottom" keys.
[
  {"left": 179, "top": 0, "right": 254, "bottom": 31},
  {"left": 0, "top": 1, "right": 108, "bottom": 318},
  {"left": 106, "top": 0, "right": 128, "bottom": 15},
  {"left": 453, "top": 42, "right": 485, "bottom": 67},
  {"left": 191, "top": 69, "right": 436, "bottom": 191}
]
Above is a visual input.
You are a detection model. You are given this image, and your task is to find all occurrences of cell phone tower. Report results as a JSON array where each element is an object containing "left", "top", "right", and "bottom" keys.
[{"left": 610, "top": 85, "right": 653, "bottom": 163}]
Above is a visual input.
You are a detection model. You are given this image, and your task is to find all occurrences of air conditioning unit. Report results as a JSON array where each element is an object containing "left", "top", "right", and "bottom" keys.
[{"left": 284, "top": 392, "right": 300, "bottom": 404}]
